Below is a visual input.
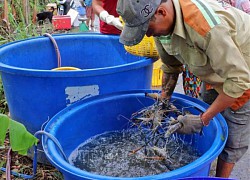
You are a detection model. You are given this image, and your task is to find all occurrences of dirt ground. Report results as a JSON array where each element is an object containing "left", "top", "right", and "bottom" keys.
[{"left": 0, "top": 135, "right": 63, "bottom": 180}]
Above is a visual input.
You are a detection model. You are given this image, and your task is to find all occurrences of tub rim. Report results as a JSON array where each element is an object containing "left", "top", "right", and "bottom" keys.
[{"left": 0, "top": 34, "right": 154, "bottom": 77}]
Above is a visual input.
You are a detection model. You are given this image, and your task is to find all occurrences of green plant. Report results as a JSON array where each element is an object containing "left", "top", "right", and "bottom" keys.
[
  {"left": 0, "top": 77, "right": 8, "bottom": 114},
  {"left": 0, "top": 0, "right": 53, "bottom": 45},
  {"left": 0, "top": 113, "right": 63, "bottom": 179},
  {"left": 0, "top": 114, "right": 38, "bottom": 155},
  {"left": 0, "top": 1, "right": 64, "bottom": 179}
]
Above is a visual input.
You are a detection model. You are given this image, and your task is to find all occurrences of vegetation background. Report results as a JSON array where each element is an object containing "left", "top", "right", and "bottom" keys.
[{"left": 0, "top": 0, "right": 66, "bottom": 179}]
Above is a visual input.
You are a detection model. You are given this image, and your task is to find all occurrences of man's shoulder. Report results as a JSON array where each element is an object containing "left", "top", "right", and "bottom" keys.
[{"left": 178, "top": 0, "right": 221, "bottom": 37}]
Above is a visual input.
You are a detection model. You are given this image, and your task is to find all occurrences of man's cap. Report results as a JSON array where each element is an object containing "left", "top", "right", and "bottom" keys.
[{"left": 117, "top": 0, "right": 161, "bottom": 46}]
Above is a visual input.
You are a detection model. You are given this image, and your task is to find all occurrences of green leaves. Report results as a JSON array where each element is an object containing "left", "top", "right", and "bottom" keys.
[
  {"left": 0, "top": 114, "right": 9, "bottom": 145},
  {"left": 0, "top": 114, "right": 38, "bottom": 155}
]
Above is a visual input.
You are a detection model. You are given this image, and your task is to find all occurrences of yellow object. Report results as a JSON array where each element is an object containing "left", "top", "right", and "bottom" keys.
[
  {"left": 119, "top": 16, "right": 158, "bottom": 58},
  {"left": 151, "top": 60, "right": 163, "bottom": 87},
  {"left": 52, "top": 67, "right": 81, "bottom": 71},
  {"left": 124, "top": 36, "right": 159, "bottom": 58}
]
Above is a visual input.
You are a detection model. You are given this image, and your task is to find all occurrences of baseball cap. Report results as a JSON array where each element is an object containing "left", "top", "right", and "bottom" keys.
[{"left": 117, "top": 0, "right": 161, "bottom": 46}]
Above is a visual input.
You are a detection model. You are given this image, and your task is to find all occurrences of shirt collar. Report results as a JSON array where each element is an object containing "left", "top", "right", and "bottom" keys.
[{"left": 172, "top": 0, "right": 186, "bottom": 39}]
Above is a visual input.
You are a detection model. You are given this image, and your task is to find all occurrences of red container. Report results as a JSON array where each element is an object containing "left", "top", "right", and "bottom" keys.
[{"left": 52, "top": 15, "right": 71, "bottom": 30}]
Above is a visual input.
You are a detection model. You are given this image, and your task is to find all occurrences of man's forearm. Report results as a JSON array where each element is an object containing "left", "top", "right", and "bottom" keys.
[
  {"left": 161, "top": 72, "right": 179, "bottom": 99},
  {"left": 202, "top": 91, "right": 235, "bottom": 125}
]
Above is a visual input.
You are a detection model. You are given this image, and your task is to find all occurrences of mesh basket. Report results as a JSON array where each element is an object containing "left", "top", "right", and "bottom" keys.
[
  {"left": 151, "top": 59, "right": 163, "bottom": 87},
  {"left": 119, "top": 16, "right": 158, "bottom": 58},
  {"left": 124, "top": 36, "right": 159, "bottom": 58}
]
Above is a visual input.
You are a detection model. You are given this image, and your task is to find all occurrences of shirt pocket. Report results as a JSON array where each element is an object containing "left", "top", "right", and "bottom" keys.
[{"left": 181, "top": 43, "right": 208, "bottom": 67}]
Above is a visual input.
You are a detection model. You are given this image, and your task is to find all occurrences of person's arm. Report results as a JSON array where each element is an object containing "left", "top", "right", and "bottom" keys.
[
  {"left": 200, "top": 22, "right": 250, "bottom": 124},
  {"left": 201, "top": 91, "right": 235, "bottom": 125},
  {"left": 161, "top": 72, "right": 179, "bottom": 100},
  {"left": 165, "top": 19, "right": 249, "bottom": 134},
  {"left": 166, "top": 91, "right": 236, "bottom": 135},
  {"left": 92, "top": 0, "right": 104, "bottom": 16},
  {"left": 92, "top": 0, "right": 123, "bottom": 30},
  {"left": 153, "top": 37, "right": 183, "bottom": 100}
]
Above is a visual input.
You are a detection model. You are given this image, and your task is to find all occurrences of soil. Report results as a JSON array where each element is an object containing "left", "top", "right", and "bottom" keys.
[{"left": 0, "top": 135, "right": 63, "bottom": 180}]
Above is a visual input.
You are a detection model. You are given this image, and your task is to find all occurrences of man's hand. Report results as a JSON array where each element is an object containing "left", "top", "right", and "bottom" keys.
[
  {"left": 168, "top": 114, "right": 203, "bottom": 135},
  {"left": 99, "top": 11, "right": 123, "bottom": 30},
  {"left": 145, "top": 93, "right": 178, "bottom": 111}
]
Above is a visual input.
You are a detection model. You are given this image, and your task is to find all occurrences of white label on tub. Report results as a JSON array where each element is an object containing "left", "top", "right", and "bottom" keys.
[{"left": 65, "top": 85, "right": 100, "bottom": 106}]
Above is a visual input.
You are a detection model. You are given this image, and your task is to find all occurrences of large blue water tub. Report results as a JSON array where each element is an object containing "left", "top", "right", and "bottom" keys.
[
  {"left": 42, "top": 90, "right": 228, "bottom": 180},
  {"left": 0, "top": 34, "right": 153, "bottom": 135}
]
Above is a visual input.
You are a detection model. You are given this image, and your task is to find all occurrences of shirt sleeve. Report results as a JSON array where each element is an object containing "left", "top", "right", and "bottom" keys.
[
  {"left": 205, "top": 23, "right": 250, "bottom": 98},
  {"left": 154, "top": 37, "right": 183, "bottom": 74}
]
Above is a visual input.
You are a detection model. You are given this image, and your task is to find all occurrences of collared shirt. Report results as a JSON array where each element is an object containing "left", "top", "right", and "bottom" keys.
[{"left": 155, "top": 0, "right": 250, "bottom": 98}]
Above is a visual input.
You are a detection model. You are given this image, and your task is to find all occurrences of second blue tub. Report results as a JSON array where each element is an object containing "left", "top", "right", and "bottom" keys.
[{"left": 42, "top": 90, "right": 228, "bottom": 180}]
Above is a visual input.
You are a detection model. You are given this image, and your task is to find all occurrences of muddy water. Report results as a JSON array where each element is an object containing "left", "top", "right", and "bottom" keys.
[{"left": 68, "top": 129, "right": 200, "bottom": 178}]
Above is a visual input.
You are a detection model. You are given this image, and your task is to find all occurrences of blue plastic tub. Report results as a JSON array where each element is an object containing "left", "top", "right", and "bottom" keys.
[
  {"left": 177, "top": 177, "right": 237, "bottom": 180},
  {"left": 0, "top": 34, "right": 153, "bottom": 162},
  {"left": 42, "top": 90, "right": 228, "bottom": 180}
]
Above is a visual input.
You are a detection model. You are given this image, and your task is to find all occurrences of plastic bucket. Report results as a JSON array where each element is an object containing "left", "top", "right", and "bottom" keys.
[
  {"left": 177, "top": 177, "right": 237, "bottom": 180},
  {"left": 42, "top": 90, "right": 228, "bottom": 180},
  {"left": 0, "top": 34, "right": 153, "bottom": 162}
]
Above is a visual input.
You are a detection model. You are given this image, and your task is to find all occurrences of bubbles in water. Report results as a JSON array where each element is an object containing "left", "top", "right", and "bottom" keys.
[{"left": 68, "top": 129, "right": 200, "bottom": 178}]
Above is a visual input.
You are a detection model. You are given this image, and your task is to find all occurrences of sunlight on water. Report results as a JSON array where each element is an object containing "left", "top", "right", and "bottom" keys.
[{"left": 68, "top": 129, "right": 200, "bottom": 178}]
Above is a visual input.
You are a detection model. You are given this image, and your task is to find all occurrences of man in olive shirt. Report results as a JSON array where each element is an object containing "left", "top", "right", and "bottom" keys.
[{"left": 117, "top": 0, "right": 250, "bottom": 178}]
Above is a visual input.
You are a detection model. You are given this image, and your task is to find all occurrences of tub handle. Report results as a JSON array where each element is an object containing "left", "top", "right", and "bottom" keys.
[
  {"left": 31, "top": 130, "right": 68, "bottom": 176},
  {"left": 34, "top": 130, "right": 69, "bottom": 162}
]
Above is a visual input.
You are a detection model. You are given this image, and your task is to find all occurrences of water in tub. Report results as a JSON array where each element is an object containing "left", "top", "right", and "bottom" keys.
[{"left": 68, "top": 129, "right": 201, "bottom": 178}]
